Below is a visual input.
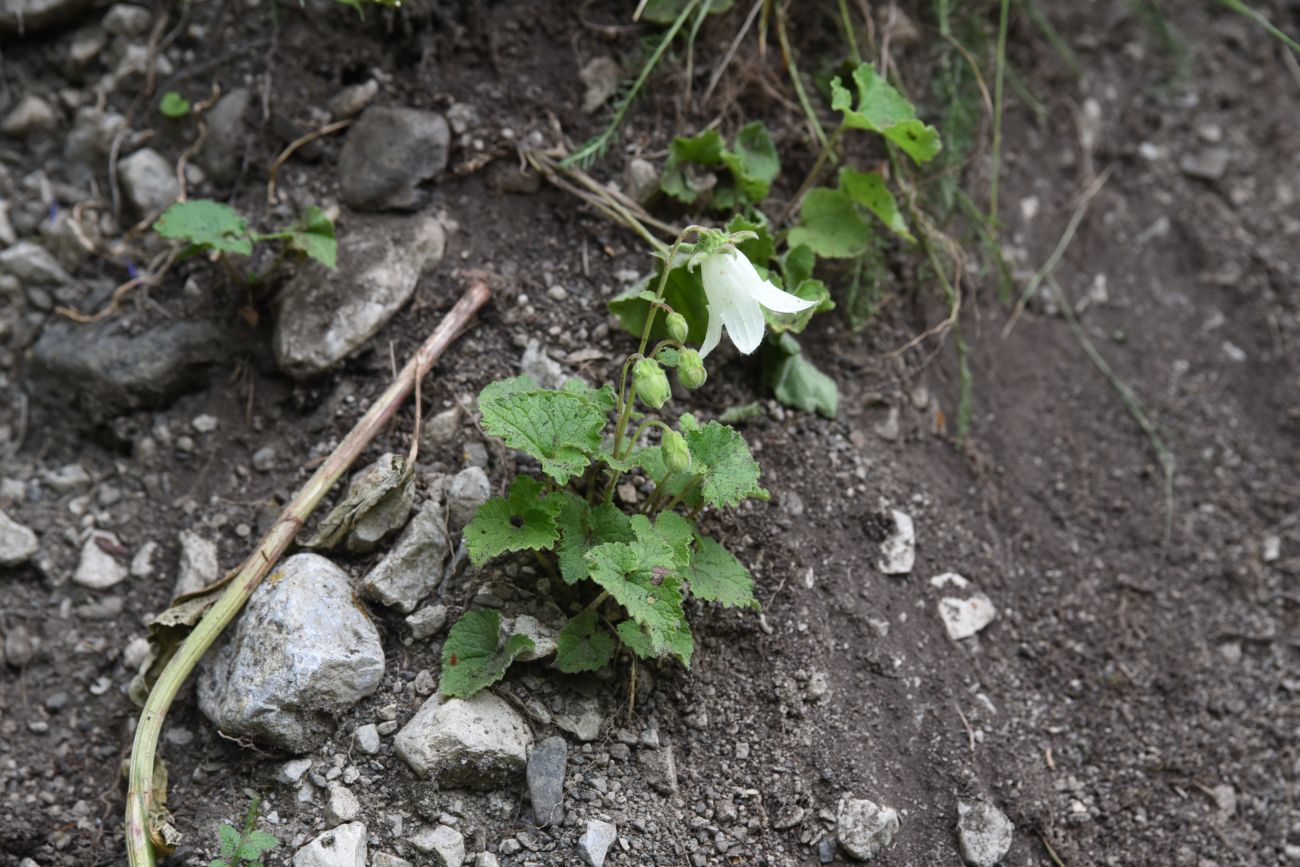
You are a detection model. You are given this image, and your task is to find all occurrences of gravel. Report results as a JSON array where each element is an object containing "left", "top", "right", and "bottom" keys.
[
  {"left": 836, "top": 797, "right": 900, "bottom": 861},
  {"left": 956, "top": 800, "right": 1014, "bottom": 867}
]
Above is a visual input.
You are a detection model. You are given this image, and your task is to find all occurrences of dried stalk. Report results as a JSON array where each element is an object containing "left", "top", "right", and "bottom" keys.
[{"left": 124, "top": 281, "right": 491, "bottom": 866}]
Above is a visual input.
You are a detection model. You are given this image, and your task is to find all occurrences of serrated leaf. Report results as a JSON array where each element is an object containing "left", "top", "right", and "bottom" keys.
[
  {"left": 654, "top": 511, "right": 696, "bottom": 570},
  {"left": 831, "top": 64, "right": 942, "bottom": 165},
  {"left": 479, "top": 384, "right": 608, "bottom": 485},
  {"left": 217, "top": 824, "right": 240, "bottom": 858},
  {"left": 561, "top": 379, "right": 618, "bottom": 414},
  {"left": 154, "top": 200, "right": 252, "bottom": 256},
  {"left": 554, "top": 611, "right": 616, "bottom": 673},
  {"left": 159, "top": 91, "right": 190, "bottom": 118},
  {"left": 838, "top": 168, "right": 912, "bottom": 241},
  {"left": 720, "top": 122, "right": 779, "bottom": 203},
  {"left": 463, "top": 475, "right": 562, "bottom": 566},
  {"left": 684, "top": 421, "right": 769, "bottom": 508},
  {"left": 236, "top": 831, "right": 280, "bottom": 860},
  {"left": 286, "top": 206, "right": 337, "bottom": 267},
  {"left": 440, "top": 609, "right": 535, "bottom": 698},
  {"left": 763, "top": 333, "right": 839, "bottom": 418},
  {"left": 787, "top": 188, "right": 872, "bottom": 258},
  {"left": 585, "top": 516, "right": 688, "bottom": 655},
  {"left": 616, "top": 619, "right": 694, "bottom": 667},
  {"left": 687, "top": 537, "right": 758, "bottom": 609},
  {"left": 552, "top": 491, "right": 633, "bottom": 584}
]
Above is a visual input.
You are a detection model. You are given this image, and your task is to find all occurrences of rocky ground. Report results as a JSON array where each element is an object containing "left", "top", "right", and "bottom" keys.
[{"left": 1, "top": 1, "right": 1298, "bottom": 866}]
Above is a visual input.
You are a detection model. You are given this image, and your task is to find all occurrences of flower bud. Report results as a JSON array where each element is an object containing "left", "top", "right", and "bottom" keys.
[
  {"left": 662, "top": 430, "right": 691, "bottom": 474},
  {"left": 664, "top": 312, "right": 689, "bottom": 343},
  {"left": 633, "top": 358, "right": 671, "bottom": 409},
  {"left": 676, "top": 348, "right": 707, "bottom": 390}
]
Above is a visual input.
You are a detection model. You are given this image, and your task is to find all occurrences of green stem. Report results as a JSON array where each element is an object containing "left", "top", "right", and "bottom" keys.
[
  {"left": 624, "top": 418, "right": 671, "bottom": 459},
  {"left": 123, "top": 283, "right": 491, "bottom": 867},
  {"left": 837, "top": 0, "right": 861, "bottom": 63},
  {"left": 775, "top": 0, "right": 827, "bottom": 149},
  {"left": 989, "top": 0, "right": 1011, "bottom": 224},
  {"left": 664, "top": 476, "right": 702, "bottom": 514}
]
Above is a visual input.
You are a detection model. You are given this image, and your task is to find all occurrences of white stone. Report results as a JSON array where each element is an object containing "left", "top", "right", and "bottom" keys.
[
  {"left": 0, "top": 509, "right": 38, "bottom": 566},
  {"left": 552, "top": 695, "right": 602, "bottom": 742},
  {"left": 877, "top": 509, "right": 914, "bottom": 575},
  {"left": 405, "top": 603, "right": 448, "bottom": 640},
  {"left": 117, "top": 148, "right": 179, "bottom": 215},
  {"left": 72, "top": 531, "right": 128, "bottom": 589},
  {"left": 1263, "top": 535, "right": 1280, "bottom": 562},
  {"left": 2, "top": 95, "right": 58, "bottom": 138},
  {"left": 938, "top": 593, "right": 997, "bottom": 641},
  {"left": 394, "top": 692, "right": 531, "bottom": 788},
  {"left": 326, "top": 785, "right": 360, "bottom": 827},
  {"left": 173, "top": 530, "right": 219, "bottom": 598},
  {"left": 504, "top": 613, "right": 559, "bottom": 662},
  {"left": 197, "top": 553, "right": 384, "bottom": 752},
  {"left": 292, "top": 822, "right": 367, "bottom": 867},
  {"left": 277, "top": 757, "right": 313, "bottom": 784},
  {"left": 409, "top": 825, "right": 464, "bottom": 867},
  {"left": 519, "top": 339, "right": 566, "bottom": 389},
  {"left": 837, "top": 797, "right": 900, "bottom": 861},
  {"left": 0, "top": 242, "right": 72, "bottom": 286},
  {"left": 577, "top": 819, "right": 616, "bottom": 867},
  {"left": 957, "top": 801, "right": 1013, "bottom": 867},
  {"left": 929, "top": 572, "right": 968, "bottom": 589},
  {"left": 354, "top": 723, "right": 381, "bottom": 755},
  {"left": 130, "top": 540, "right": 158, "bottom": 578},
  {"left": 446, "top": 466, "right": 490, "bottom": 527}
]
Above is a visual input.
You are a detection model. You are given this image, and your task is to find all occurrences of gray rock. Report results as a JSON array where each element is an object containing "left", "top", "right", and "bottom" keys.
[
  {"left": 579, "top": 57, "right": 621, "bottom": 114},
  {"left": 31, "top": 315, "right": 240, "bottom": 420},
  {"left": 527, "top": 735, "right": 568, "bottom": 826},
  {"left": 292, "top": 822, "right": 367, "bottom": 867},
  {"left": 638, "top": 746, "right": 678, "bottom": 795},
  {"left": 102, "top": 3, "right": 152, "bottom": 36},
  {"left": 877, "top": 509, "right": 914, "bottom": 576},
  {"left": 330, "top": 80, "right": 380, "bottom": 120},
  {"left": 0, "top": 0, "right": 98, "bottom": 34},
  {"left": 420, "top": 407, "right": 461, "bottom": 452},
  {"left": 273, "top": 213, "right": 445, "bottom": 377},
  {"left": 393, "top": 692, "right": 531, "bottom": 788},
  {"left": 326, "top": 785, "right": 361, "bottom": 826},
  {"left": 173, "top": 529, "right": 219, "bottom": 598},
  {"left": 0, "top": 509, "right": 38, "bottom": 566},
  {"left": 836, "top": 798, "right": 900, "bottom": 861},
  {"left": 4, "top": 624, "right": 40, "bottom": 667},
  {"left": 1181, "top": 148, "right": 1230, "bottom": 182},
  {"left": 63, "top": 107, "right": 126, "bottom": 185},
  {"left": 956, "top": 800, "right": 1013, "bottom": 867},
  {"left": 42, "top": 463, "right": 91, "bottom": 492},
  {"left": 73, "top": 532, "right": 128, "bottom": 589},
  {"left": 938, "top": 593, "right": 997, "bottom": 641},
  {"left": 343, "top": 453, "right": 415, "bottom": 553},
  {"left": 552, "top": 696, "right": 603, "bottom": 743},
  {"left": 625, "top": 158, "right": 659, "bottom": 205},
  {"left": 117, "top": 148, "right": 179, "bottom": 216},
  {"left": 446, "top": 466, "right": 490, "bottom": 527},
  {"left": 519, "top": 339, "right": 566, "bottom": 389},
  {"left": 2, "top": 95, "right": 58, "bottom": 138},
  {"left": 409, "top": 825, "right": 464, "bottom": 867},
  {"left": 354, "top": 723, "right": 381, "bottom": 755},
  {"left": 360, "top": 499, "right": 448, "bottom": 612},
  {"left": 252, "top": 446, "right": 277, "bottom": 472},
  {"left": 277, "top": 757, "right": 313, "bottom": 784},
  {"left": 406, "top": 603, "right": 448, "bottom": 640},
  {"left": 1, "top": 241, "right": 72, "bottom": 286},
  {"left": 577, "top": 819, "right": 616, "bottom": 867},
  {"left": 372, "top": 854, "right": 413, "bottom": 867},
  {"left": 504, "top": 613, "right": 559, "bottom": 662},
  {"left": 198, "top": 553, "right": 384, "bottom": 752},
  {"left": 198, "top": 88, "right": 250, "bottom": 185},
  {"left": 339, "top": 107, "right": 450, "bottom": 211},
  {"left": 474, "top": 854, "right": 499, "bottom": 867}
]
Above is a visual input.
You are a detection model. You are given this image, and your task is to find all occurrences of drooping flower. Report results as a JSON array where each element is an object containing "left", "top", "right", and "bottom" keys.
[{"left": 696, "top": 248, "right": 816, "bottom": 358}]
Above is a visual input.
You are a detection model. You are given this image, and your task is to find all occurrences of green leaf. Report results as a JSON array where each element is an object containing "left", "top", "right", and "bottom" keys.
[
  {"left": 720, "top": 122, "right": 779, "bottom": 203},
  {"left": 786, "top": 188, "right": 871, "bottom": 258},
  {"left": 236, "top": 831, "right": 280, "bottom": 861},
  {"left": 654, "top": 511, "right": 696, "bottom": 570},
  {"left": 763, "top": 333, "right": 839, "bottom": 418},
  {"left": 585, "top": 516, "right": 688, "bottom": 655},
  {"left": 838, "top": 168, "right": 912, "bottom": 241},
  {"left": 553, "top": 611, "right": 616, "bottom": 673},
  {"left": 286, "top": 206, "right": 337, "bottom": 267},
  {"left": 217, "top": 825, "right": 240, "bottom": 858},
  {"left": 687, "top": 537, "right": 758, "bottom": 609},
  {"left": 684, "top": 421, "right": 769, "bottom": 508},
  {"left": 159, "top": 91, "right": 190, "bottom": 118},
  {"left": 561, "top": 378, "right": 619, "bottom": 414},
  {"left": 552, "top": 492, "right": 634, "bottom": 584},
  {"left": 725, "top": 212, "right": 775, "bottom": 265},
  {"left": 830, "top": 64, "right": 942, "bottom": 165},
  {"left": 609, "top": 265, "right": 709, "bottom": 345},
  {"left": 660, "top": 129, "right": 726, "bottom": 204},
  {"left": 640, "top": 0, "right": 734, "bottom": 23},
  {"left": 718, "top": 401, "right": 764, "bottom": 424},
  {"left": 781, "top": 244, "right": 816, "bottom": 290},
  {"left": 153, "top": 200, "right": 253, "bottom": 256},
  {"left": 463, "top": 476, "right": 562, "bottom": 566},
  {"left": 440, "top": 609, "right": 536, "bottom": 698},
  {"left": 479, "top": 383, "right": 608, "bottom": 485},
  {"left": 616, "top": 618, "right": 694, "bottom": 667}
]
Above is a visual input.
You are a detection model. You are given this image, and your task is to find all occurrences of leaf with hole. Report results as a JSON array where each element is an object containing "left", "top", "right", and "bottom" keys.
[{"left": 463, "top": 475, "right": 562, "bottom": 566}]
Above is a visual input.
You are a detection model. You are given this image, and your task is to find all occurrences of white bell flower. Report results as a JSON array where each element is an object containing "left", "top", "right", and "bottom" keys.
[{"left": 697, "top": 248, "right": 816, "bottom": 358}]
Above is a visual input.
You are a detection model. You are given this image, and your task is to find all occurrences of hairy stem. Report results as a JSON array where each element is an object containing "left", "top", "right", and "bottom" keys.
[{"left": 124, "top": 282, "right": 491, "bottom": 867}]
